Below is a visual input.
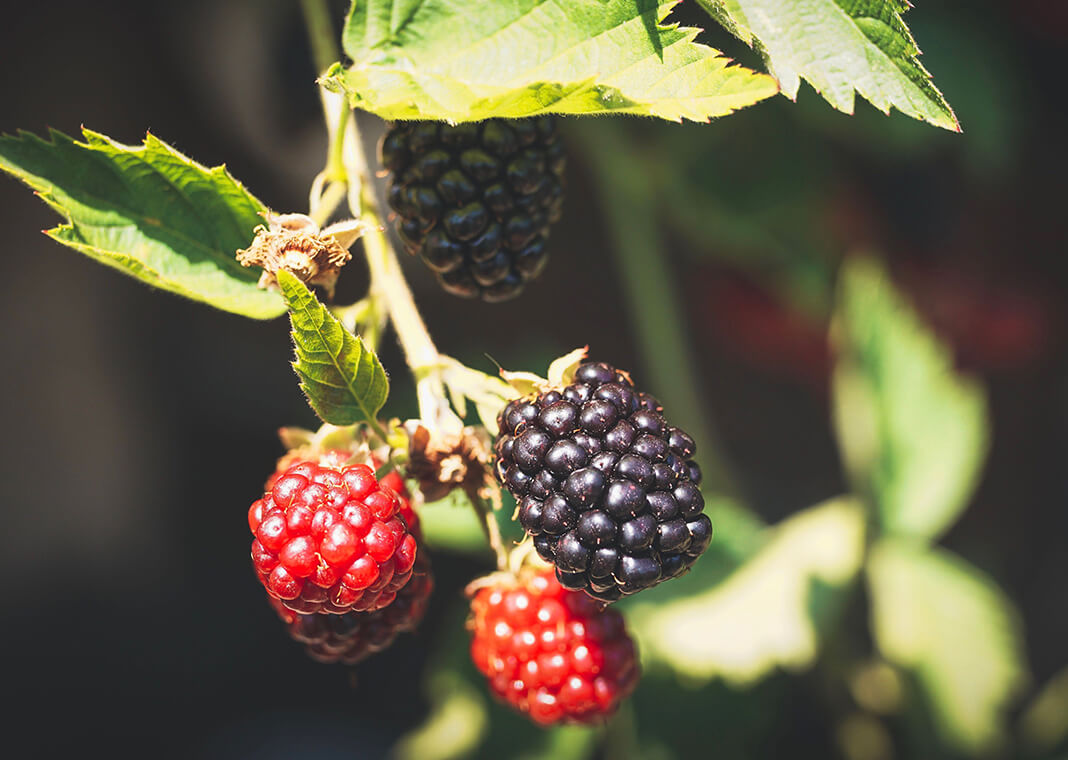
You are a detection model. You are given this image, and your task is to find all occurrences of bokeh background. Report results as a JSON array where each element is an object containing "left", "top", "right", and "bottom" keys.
[{"left": 1, "top": 1, "right": 1066, "bottom": 758}]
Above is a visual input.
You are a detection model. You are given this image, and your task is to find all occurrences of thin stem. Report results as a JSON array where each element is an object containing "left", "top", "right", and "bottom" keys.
[
  {"left": 309, "top": 179, "right": 348, "bottom": 227},
  {"left": 337, "top": 105, "right": 464, "bottom": 434},
  {"left": 300, "top": 0, "right": 340, "bottom": 76},
  {"left": 471, "top": 492, "right": 509, "bottom": 571}
]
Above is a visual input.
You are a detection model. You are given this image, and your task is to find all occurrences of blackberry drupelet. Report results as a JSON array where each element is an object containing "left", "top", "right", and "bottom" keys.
[
  {"left": 379, "top": 117, "right": 566, "bottom": 302},
  {"left": 494, "top": 362, "right": 713, "bottom": 601}
]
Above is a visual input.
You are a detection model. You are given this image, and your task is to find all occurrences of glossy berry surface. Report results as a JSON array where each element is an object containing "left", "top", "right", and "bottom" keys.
[
  {"left": 494, "top": 361, "right": 713, "bottom": 601},
  {"left": 379, "top": 117, "right": 566, "bottom": 302},
  {"left": 269, "top": 552, "right": 433, "bottom": 665},
  {"left": 469, "top": 568, "right": 639, "bottom": 725},
  {"left": 249, "top": 458, "right": 419, "bottom": 614}
]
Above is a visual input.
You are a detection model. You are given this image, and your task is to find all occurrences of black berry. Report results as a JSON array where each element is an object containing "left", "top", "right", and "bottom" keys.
[
  {"left": 380, "top": 117, "right": 566, "bottom": 302},
  {"left": 494, "top": 361, "right": 712, "bottom": 600}
]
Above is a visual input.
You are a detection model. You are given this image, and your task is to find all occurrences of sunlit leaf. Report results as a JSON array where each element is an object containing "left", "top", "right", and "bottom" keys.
[
  {"left": 327, "top": 0, "right": 778, "bottom": 122},
  {"left": 628, "top": 497, "right": 865, "bottom": 686},
  {"left": 696, "top": 0, "right": 958, "bottom": 130},
  {"left": 279, "top": 271, "right": 389, "bottom": 425},
  {"left": 868, "top": 539, "right": 1029, "bottom": 754},
  {"left": 0, "top": 127, "right": 284, "bottom": 318},
  {"left": 832, "top": 256, "right": 989, "bottom": 542}
]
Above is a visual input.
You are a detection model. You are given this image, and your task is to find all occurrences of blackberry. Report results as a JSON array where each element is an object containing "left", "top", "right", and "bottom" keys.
[
  {"left": 494, "top": 362, "right": 713, "bottom": 601},
  {"left": 379, "top": 117, "right": 566, "bottom": 302}
]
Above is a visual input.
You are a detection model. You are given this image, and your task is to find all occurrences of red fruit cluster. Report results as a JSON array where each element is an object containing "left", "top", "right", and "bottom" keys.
[
  {"left": 469, "top": 568, "right": 639, "bottom": 725},
  {"left": 269, "top": 553, "right": 434, "bottom": 665},
  {"left": 249, "top": 459, "right": 419, "bottom": 614}
]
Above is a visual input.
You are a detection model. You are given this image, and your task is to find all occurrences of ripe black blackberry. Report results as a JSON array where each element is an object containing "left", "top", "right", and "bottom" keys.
[
  {"left": 494, "top": 362, "right": 713, "bottom": 602},
  {"left": 379, "top": 117, "right": 566, "bottom": 302}
]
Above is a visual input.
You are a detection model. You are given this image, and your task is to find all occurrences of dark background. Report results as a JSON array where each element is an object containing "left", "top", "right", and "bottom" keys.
[{"left": 1, "top": 1, "right": 1065, "bottom": 757}]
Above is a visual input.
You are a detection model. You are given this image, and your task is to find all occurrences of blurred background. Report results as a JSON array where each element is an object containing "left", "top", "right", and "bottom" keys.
[{"left": 1, "top": 0, "right": 1065, "bottom": 757}]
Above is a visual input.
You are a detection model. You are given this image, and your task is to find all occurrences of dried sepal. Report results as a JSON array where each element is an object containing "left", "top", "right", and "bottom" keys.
[
  {"left": 236, "top": 212, "right": 368, "bottom": 299},
  {"left": 406, "top": 423, "right": 494, "bottom": 504}
]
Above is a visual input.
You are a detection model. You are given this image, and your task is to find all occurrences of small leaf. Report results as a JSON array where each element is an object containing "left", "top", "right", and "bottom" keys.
[
  {"left": 327, "top": 0, "right": 778, "bottom": 122},
  {"left": 628, "top": 497, "right": 865, "bottom": 686},
  {"left": 868, "top": 539, "right": 1029, "bottom": 753},
  {"left": 0, "top": 127, "right": 285, "bottom": 318},
  {"left": 832, "top": 256, "right": 989, "bottom": 542},
  {"left": 697, "top": 0, "right": 959, "bottom": 130},
  {"left": 279, "top": 271, "right": 389, "bottom": 425},
  {"left": 546, "top": 346, "right": 589, "bottom": 388}
]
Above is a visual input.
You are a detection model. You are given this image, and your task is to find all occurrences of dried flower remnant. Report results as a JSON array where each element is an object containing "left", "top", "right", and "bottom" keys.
[{"left": 237, "top": 213, "right": 369, "bottom": 298}]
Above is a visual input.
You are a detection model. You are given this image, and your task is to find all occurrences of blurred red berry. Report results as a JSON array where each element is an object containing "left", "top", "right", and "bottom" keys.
[{"left": 468, "top": 567, "right": 639, "bottom": 725}]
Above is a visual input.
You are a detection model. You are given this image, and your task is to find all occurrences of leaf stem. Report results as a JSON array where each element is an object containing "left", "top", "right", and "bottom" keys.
[
  {"left": 299, "top": 0, "right": 340, "bottom": 76},
  {"left": 470, "top": 493, "right": 509, "bottom": 571},
  {"left": 309, "top": 179, "right": 347, "bottom": 227},
  {"left": 335, "top": 101, "right": 464, "bottom": 435}
]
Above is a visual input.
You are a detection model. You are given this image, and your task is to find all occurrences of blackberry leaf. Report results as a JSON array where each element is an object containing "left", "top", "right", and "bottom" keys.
[
  {"left": 326, "top": 0, "right": 778, "bottom": 122},
  {"left": 697, "top": 0, "right": 959, "bottom": 130},
  {"left": 0, "top": 127, "right": 285, "bottom": 319},
  {"left": 279, "top": 271, "right": 389, "bottom": 426}
]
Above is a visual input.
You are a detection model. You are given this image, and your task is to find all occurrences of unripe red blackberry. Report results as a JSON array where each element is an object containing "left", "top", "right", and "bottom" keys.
[
  {"left": 468, "top": 567, "right": 639, "bottom": 725},
  {"left": 248, "top": 459, "right": 419, "bottom": 615},
  {"left": 379, "top": 117, "right": 566, "bottom": 302},
  {"left": 494, "top": 361, "right": 712, "bottom": 602},
  {"left": 269, "top": 552, "right": 433, "bottom": 665}
]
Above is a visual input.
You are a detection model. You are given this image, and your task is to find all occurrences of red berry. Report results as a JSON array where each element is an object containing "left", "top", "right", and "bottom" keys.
[
  {"left": 270, "top": 552, "right": 434, "bottom": 665},
  {"left": 468, "top": 567, "right": 639, "bottom": 725},
  {"left": 250, "top": 458, "right": 421, "bottom": 614}
]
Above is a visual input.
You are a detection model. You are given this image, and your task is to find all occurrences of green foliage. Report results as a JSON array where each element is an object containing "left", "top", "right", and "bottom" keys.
[
  {"left": 326, "top": 0, "right": 779, "bottom": 122},
  {"left": 868, "top": 539, "right": 1029, "bottom": 753},
  {"left": 628, "top": 497, "right": 865, "bottom": 686},
  {"left": 279, "top": 271, "right": 389, "bottom": 425},
  {"left": 0, "top": 128, "right": 285, "bottom": 319},
  {"left": 697, "top": 0, "right": 959, "bottom": 130},
  {"left": 832, "top": 256, "right": 989, "bottom": 542}
]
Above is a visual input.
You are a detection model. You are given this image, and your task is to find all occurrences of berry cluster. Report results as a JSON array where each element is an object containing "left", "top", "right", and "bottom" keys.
[
  {"left": 380, "top": 117, "right": 566, "bottom": 302},
  {"left": 495, "top": 361, "right": 713, "bottom": 601},
  {"left": 469, "top": 567, "right": 639, "bottom": 724},
  {"left": 249, "top": 459, "right": 419, "bottom": 614},
  {"left": 269, "top": 553, "right": 433, "bottom": 665}
]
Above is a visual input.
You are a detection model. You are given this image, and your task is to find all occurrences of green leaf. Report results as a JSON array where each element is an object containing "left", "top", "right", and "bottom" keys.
[
  {"left": 279, "top": 271, "right": 389, "bottom": 425},
  {"left": 0, "top": 127, "right": 285, "bottom": 319},
  {"left": 832, "top": 256, "right": 989, "bottom": 542},
  {"left": 696, "top": 0, "right": 959, "bottom": 130},
  {"left": 628, "top": 497, "right": 865, "bottom": 686},
  {"left": 868, "top": 539, "right": 1029, "bottom": 754},
  {"left": 326, "top": 0, "right": 778, "bottom": 122}
]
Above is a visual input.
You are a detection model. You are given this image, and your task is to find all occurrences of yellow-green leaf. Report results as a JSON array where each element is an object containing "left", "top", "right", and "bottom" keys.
[
  {"left": 868, "top": 539, "right": 1029, "bottom": 754},
  {"left": 326, "top": 0, "right": 778, "bottom": 122},
  {"left": 832, "top": 256, "right": 989, "bottom": 542},
  {"left": 697, "top": 0, "right": 959, "bottom": 130},
  {"left": 628, "top": 497, "right": 865, "bottom": 686}
]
